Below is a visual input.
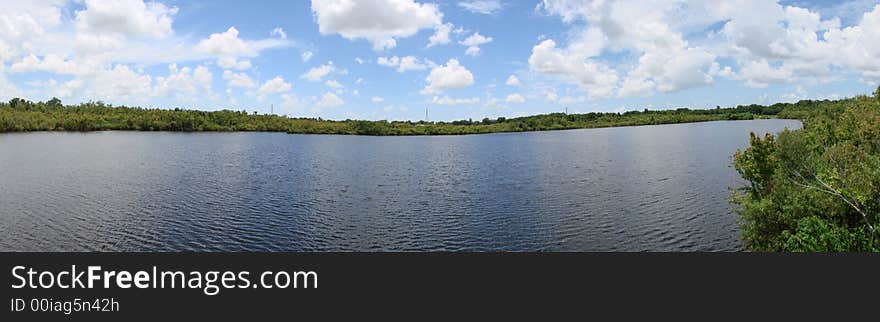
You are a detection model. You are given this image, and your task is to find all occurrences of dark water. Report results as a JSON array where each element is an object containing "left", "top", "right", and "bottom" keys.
[{"left": 0, "top": 119, "right": 800, "bottom": 251}]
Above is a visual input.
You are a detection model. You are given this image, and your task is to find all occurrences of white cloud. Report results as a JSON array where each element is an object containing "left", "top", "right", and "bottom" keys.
[
  {"left": 9, "top": 54, "right": 81, "bottom": 75},
  {"left": 505, "top": 93, "right": 525, "bottom": 104},
  {"left": 536, "top": 0, "right": 720, "bottom": 98},
  {"left": 422, "top": 59, "right": 474, "bottom": 94},
  {"left": 85, "top": 64, "right": 153, "bottom": 104},
  {"left": 460, "top": 32, "right": 493, "bottom": 56},
  {"left": 258, "top": 76, "right": 292, "bottom": 94},
  {"left": 52, "top": 79, "right": 85, "bottom": 99},
  {"left": 271, "top": 27, "right": 287, "bottom": 39},
  {"left": 75, "top": 0, "right": 177, "bottom": 39},
  {"left": 371, "top": 96, "right": 385, "bottom": 103},
  {"left": 355, "top": 57, "right": 365, "bottom": 64},
  {"left": 196, "top": 26, "right": 288, "bottom": 70},
  {"left": 535, "top": 0, "right": 880, "bottom": 96},
  {"left": 29, "top": 78, "right": 85, "bottom": 99},
  {"left": 196, "top": 27, "right": 256, "bottom": 57},
  {"left": 310, "top": 0, "right": 443, "bottom": 50},
  {"left": 458, "top": 1, "right": 503, "bottom": 15},
  {"left": 528, "top": 39, "right": 618, "bottom": 99},
  {"left": 619, "top": 47, "right": 716, "bottom": 97},
  {"left": 217, "top": 57, "right": 252, "bottom": 70},
  {"left": 315, "top": 91, "right": 344, "bottom": 108},
  {"left": 223, "top": 70, "right": 255, "bottom": 88},
  {"left": 377, "top": 56, "right": 429, "bottom": 72},
  {"left": 428, "top": 23, "right": 453, "bottom": 48},
  {"left": 153, "top": 63, "right": 213, "bottom": 98},
  {"left": 325, "top": 79, "right": 343, "bottom": 89},
  {"left": 431, "top": 96, "right": 480, "bottom": 105},
  {"left": 301, "top": 51, "right": 314, "bottom": 62},
  {"left": 505, "top": 75, "right": 521, "bottom": 86},
  {"left": 826, "top": 4, "right": 880, "bottom": 78},
  {"left": 301, "top": 62, "right": 337, "bottom": 82},
  {"left": 0, "top": 1, "right": 64, "bottom": 62}
]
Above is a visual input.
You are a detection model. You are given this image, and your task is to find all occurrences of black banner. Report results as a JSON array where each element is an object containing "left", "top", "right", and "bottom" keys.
[{"left": 1, "top": 253, "right": 877, "bottom": 320}]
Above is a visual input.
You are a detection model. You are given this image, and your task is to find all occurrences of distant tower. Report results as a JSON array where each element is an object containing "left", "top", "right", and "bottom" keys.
[
  {"left": 425, "top": 107, "right": 428, "bottom": 122},
  {"left": 271, "top": 104, "right": 274, "bottom": 115}
]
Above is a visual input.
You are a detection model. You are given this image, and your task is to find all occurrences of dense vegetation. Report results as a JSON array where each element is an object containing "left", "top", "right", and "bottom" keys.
[
  {"left": 732, "top": 87, "right": 880, "bottom": 252},
  {"left": 1, "top": 97, "right": 799, "bottom": 136}
]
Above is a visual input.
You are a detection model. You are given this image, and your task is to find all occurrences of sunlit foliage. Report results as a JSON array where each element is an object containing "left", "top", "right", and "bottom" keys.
[{"left": 732, "top": 95, "right": 880, "bottom": 251}]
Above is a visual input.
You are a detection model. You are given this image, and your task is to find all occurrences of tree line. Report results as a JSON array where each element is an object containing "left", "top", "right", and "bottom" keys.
[{"left": 0, "top": 97, "right": 820, "bottom": 136}]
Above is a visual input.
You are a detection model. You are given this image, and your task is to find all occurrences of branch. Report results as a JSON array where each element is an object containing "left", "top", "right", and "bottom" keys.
[{"left": 788, "top": 173, "right": 875, "bottom": 233}]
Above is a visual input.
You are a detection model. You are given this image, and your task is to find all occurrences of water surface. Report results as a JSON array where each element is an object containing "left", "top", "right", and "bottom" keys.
[{"left": 0, "top": 119, "right": 800, "bottom": 251}]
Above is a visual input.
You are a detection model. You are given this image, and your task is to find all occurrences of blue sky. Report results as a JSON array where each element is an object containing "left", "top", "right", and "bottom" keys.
[{"left": 1, "top": 0, "right": 879, "bottom": 121}]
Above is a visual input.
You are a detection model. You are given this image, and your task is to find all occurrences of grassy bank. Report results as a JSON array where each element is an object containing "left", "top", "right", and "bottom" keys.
[
  {"left": 1, "top": 97, "right": 815, "bottom": 136},
  {"left": 731, "top": 89, "right": 880, "bottom": 251}
]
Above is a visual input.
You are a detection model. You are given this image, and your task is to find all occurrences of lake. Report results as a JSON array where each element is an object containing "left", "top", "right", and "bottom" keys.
[{"left": 0, "top": 119, "right": 801, "bottom": 251}]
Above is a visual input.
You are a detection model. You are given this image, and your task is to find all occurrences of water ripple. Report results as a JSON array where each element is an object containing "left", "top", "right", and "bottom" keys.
[{"left": 0, "top": 120, "right": 801, "bottom": 251}]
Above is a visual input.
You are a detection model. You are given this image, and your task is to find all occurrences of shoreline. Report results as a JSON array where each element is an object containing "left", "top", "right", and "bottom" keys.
[
  {"left": 2, "top": 96, "right": 818, "bottom": 136},
  {"left": 0, "top": 117, "right": 796, "bottom": 137}
]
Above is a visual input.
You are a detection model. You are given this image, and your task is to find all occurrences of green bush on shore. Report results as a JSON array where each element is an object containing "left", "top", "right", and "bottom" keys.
[{"left": 732, "top": 95, "right": 880, "bottom": 251}]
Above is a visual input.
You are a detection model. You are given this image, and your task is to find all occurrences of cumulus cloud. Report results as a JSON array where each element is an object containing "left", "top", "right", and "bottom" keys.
[
  {"left": 50, "top": 79, "right": 85, "bottom": 99},
  {"left": 371, "top": 96, "right": 385, "bottom": 103},
  {"left": 301, "top": 51, "right": 314, "bottom": 62},
  {"left": 9, "top": 54, "right": 81, "bottom": 75},
  {"left": 458, "top": 1, "right": 503, "bottom": 15},
  {"left": 377, "top": 56, "right": 430, "bottom": 72},
  {"left": 460, "top": 32, "right": 493, "bottom": 56},
  {"left": 534, "top": 0, "right": 718, "bottom": 98},
  {"left": 528, "top": 39, "right": 618, "bottom": 99},
  {"left": 153, "top": 63, "right": 213, "bottom": 98},
  {"left": 315, "top": 91, "right": 344, "bottom": 108},
  {"left": 422, "top": 59, "right": 474, "bottom": 94},
  {"left": 310, "top": 0, "right": 443, "bottom": 50},
  {"left": 196, "top": 26, "right": 288, "bottom": 70},
  {"left": 505, "top": 93, "right": 525, "bottom": 104},
  {"left": 428, "top": 23, "right": 453, "bottom": 48},
  {"left": 75, "top": 0, "right": 177, "bottom": 39},
  {"left": 325, "top": 79, "right": 343, "bottom": 89},
  {"left": 0, "top": 1, "right": 64, "bottom": 61},
  {"left": 506, "top": 75, "right": 521, "bottom": 86},
  {"left": 534, "top": 0, "right": 880, "bottom": 97},
  {"left": 223, "top": 70, "right": 255, "bottom": 88},
  {"left": 825, "top": 4, "right": 880, "bottom": 78},
  {"left": 85, "top": 64, "right": 153, "bottom": 104},
  {"left": 258, "top": 76, "right": 292, "bottom": 94},
  {"left": 301, "top": 62, "right": 338, "bottom": 82},
  {"left": 217, "top": 57, "right": 251, "bottom": 70},
  {"left": 196, "top": 27, "right": 257, "bottom": 57}
]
